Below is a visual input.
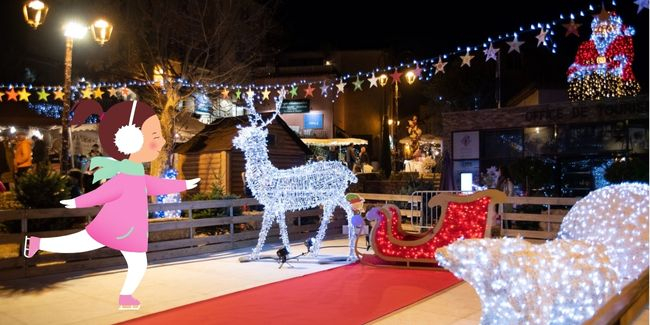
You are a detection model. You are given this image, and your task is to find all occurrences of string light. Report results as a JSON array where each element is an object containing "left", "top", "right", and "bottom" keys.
[
  {"left": 435, "top": 183, "right": 649, "bottom": 324},
  {"left": 2, "top": 3, "right": 622, "bottom": 104},
  {"left": 232, "top": 98, "right": 358, "bottom": 260}
]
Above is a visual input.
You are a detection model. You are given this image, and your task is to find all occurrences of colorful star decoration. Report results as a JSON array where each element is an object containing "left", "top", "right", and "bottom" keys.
[
  {"left": 434, "top": 56, "right": 447, "bottom": 75},
  {"left": 5, "top": 88, "right": 18, "bottom": 101},
  {"left": 261, "top": 88, "right": 271, "bottom": 100},
  {"left": 320, "top": 83, "right": 329, "bottom": 96},
  {"left": 108, "top": 87, "right": 118, "bottom": 98},
  {"left": 289, "top": 86, "right": 298, "bottom": 98},
  {"left": 484, "top": 43, "right": 499, "bottom": 62},
  {"left": 93, "top": 87, "right": 105, "bottom": 99},
  {"left": 413, "top": 64, "right": 423, "bottom": 78},
  {"left": 246, "top": 88, "right": 255, "bottom": 99},
  {"left": 336, "top": 81, "right": 346, "bottom": 94},
  {"left": 536, "top": 28, "right": 548, "bottom": 47},
  {"left": 506, "top": 34, "right": 525, "bottom": 53},
  {"left": 367, "top": 74, "right": 379, "bottom": 88},
  {"left": 221, "top": 88, "right": 230, "bottom": 99},
  {"left": 352, "top": 76, "right": 364, "bottom": 91},
  {"left": 53, "top": 88, "right": 65, "bottom": 100},
  {"left": 460, "top": 49, "right": 475, "bottom": 67},
  {"left": 304, "top": 83, "right": 315, "bottom": 98},
  {"left": 235, "top": 89, "right": 242, "bottom": 99},
  {"left": 81, "top": 88, "right": 93, "bottom": 99},
  {"left": 634, "top": 0, "right": 649, "bottom": 13},
  {"left": 0, "top": 91, "right": 4, "bottom": 102},
  {"left": 37, "top": 87, "right": 50, "bottom": 101},
  {"left": 390, "top": 69, "right": 403, "bottom": 84},
  {"left": 563, "top": 19, "right": 582, "bottom": 37},
  {"left": 18, "top": 88, "right": 31, "bottom": 102}
]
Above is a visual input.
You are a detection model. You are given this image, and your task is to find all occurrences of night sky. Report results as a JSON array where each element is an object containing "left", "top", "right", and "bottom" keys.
[{"left": 1, "top": 0, "right": 648, "bottom": 92}]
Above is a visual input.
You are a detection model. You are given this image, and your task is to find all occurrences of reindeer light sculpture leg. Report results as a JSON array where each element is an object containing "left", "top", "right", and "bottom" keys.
[
  {"left": 251, "top": 209, "right": 277, "bottom": 260},
  {"left": 276, "top": 211, "right": 291, "bottom": 255},
  {"left": 311, "top": 203, "right": 334, "bottom": 257}
]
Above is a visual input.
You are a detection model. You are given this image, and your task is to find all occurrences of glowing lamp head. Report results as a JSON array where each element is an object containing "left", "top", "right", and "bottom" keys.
[
  {"left": 405, "top": 71, "right": 416, "bottom": 84},
  {"left": 378, "top": 74, "right": 389, "bottom": 87},
  {"left": 23, "top": 0, "right": 48, "bottom": 29},
  {"left": 91, "top": 19, "right": 113, "bottom": 46},
  {"left": 63, "top": 21, "right": 88, "bottom": 39}
]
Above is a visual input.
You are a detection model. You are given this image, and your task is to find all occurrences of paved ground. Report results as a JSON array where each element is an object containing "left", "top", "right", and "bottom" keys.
[{"left": 0, "top": 238, "right": 647, "bottom": 325}]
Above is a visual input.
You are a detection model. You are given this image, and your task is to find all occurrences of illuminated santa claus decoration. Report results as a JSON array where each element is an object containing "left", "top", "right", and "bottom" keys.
[{"left": 567, "top": 8, "right": 641, "bottom": 101}]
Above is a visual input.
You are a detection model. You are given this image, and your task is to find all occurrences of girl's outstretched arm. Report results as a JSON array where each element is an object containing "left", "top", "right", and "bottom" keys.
[
  {"left": 69, "top": 176, "right": 124, "bottom": 208},
  {"left": 144, "top": 175, "right": 199, "bottom": 196}
]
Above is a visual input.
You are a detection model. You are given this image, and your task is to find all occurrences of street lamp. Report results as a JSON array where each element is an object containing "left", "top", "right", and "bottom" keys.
[
  {"left": 59, "top": 18, "right": 112, "bottom": 171},
  {"left": 22, "top": 0, "right": 48, "bottom": 29}
]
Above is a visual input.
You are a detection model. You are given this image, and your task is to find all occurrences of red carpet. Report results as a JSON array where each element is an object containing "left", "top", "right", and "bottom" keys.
[{"left": 123, "top": 263, "right": 461, "bottom": 325}]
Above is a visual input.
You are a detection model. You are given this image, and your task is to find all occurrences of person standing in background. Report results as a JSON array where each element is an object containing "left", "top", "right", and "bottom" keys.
[
  {"left": 346, "top": 144, "right": 356, "bottom": 171},
  {"left": 31, "top": 135, "right": 48, "bottom": 167},
  {"left": 0, "top": 133, "right": 12, "bottom": 190},
  {"left": 13, "top": 131, "right": 32, "bottom": 179}
]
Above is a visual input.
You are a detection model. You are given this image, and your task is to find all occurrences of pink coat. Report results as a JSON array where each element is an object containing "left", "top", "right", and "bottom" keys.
[{"left": 74, "top": 174, "right": 187, "bottom": 252}]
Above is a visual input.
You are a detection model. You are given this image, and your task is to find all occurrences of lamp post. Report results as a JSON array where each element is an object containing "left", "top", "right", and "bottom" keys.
[
  {"left": 60, "top": 22, "right": 88, "bottom": 172},
  {"left": 24, "top": 1, "right": 113, "bottom": 172}
]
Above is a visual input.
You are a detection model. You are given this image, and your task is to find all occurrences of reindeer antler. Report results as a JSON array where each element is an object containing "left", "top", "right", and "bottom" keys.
[
  {"left": 244, "top": 96, "right": 283, "bottom": 128},
  {"left": 244, "top": 96, "right": 264, "bottom": 126}
]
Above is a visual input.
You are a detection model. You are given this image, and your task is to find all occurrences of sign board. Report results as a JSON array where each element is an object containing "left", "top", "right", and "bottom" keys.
[
  {"left": 280, "top": 100, "right": 310, "bottom": 114},
  {"left": 453, "top": 131, "right": 479, "bottom": 159},
  {"left": 304, "top": 113, "right": 323, "bottom": 129}
]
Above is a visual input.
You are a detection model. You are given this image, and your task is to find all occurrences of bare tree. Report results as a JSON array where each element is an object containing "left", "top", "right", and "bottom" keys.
[{"left": 120, "top": 0, "right": 277, "bottom": 176}]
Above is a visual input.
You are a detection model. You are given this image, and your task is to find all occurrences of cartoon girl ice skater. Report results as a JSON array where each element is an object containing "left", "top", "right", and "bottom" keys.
[{"left": 23, "top": 100, "right": 200, "bottom": 310}]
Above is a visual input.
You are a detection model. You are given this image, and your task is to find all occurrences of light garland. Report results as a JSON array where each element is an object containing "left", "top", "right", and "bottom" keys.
[
  {"left": 435, "top": 183, "right": 649, "bottom": 324},
  {"left": 558, "top": 182, "right": 649, "bottom": 289},
  {"left": 154, "top": 168, "right": 182, "bottom": 218},
  {"left": 2, "top": 3, "right": 631, "bottom": 106},
  {"left": 567, "top": 10, "right": 641, "bottom": 101},
  {"left": 232, "top": 98, "right": 358, "bottom": 260},
  {"left": 436, "top": 238, "right": 618, "bottom": 324}
]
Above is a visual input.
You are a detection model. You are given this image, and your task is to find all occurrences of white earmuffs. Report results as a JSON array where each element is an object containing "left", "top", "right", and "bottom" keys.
[{"left": 113, "top": 101, "right": 144, "bottom": 155}]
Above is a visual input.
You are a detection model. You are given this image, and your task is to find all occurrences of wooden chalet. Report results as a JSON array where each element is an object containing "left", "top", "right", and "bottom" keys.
[{"left": 174, "top": 114, "right": 312, "bottom": 196}]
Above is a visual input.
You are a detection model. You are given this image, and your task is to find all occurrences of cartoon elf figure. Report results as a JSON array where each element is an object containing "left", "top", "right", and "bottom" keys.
[{"left": 23, "top": 100, "right": 200, "bottom": 310}]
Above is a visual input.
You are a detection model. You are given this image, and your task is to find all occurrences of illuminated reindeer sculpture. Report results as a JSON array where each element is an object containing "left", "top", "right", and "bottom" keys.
[{"left": 233, "top": 98, "right": 358, "bottom": 261}]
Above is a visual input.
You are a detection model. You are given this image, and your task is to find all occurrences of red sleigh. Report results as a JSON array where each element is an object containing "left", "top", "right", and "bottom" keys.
[{"left": 355, "top": 189, "right": 506, "bottom": 268}]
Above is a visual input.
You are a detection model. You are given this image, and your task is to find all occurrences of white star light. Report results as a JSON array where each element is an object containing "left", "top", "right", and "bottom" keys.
[
  {"left": 367, "top": 74, "right": 379, "bottom": 88},
  {"left": 506, "top": 34, "right": 525, "bottom": 53},
  {"left": 434, "top": 56, "right": 448, "bottom": 74},
  {"left": 336, "top": 80, "right": 346, "bottom": 94},
  {"left": 483, "top": 43, "right": 499, "bottom": 62}
]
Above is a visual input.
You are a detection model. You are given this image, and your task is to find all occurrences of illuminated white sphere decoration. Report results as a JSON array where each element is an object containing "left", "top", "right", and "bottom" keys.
[
  {"left": 437, "top": 238, "right": 618, "bottom": 324},
  {"left": 435, "top": 183, "right": 649, "bottom": 324},
  {"left": 558, "top": 182, "right": 649, "bottom": 289},
  {"left": 233, "top": 98, "right": 358, "bottom": 260}
]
